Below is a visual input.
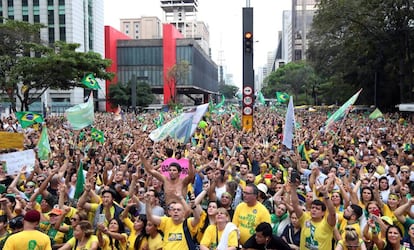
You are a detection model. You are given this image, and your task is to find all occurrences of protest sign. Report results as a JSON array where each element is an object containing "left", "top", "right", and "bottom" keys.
[
  {"left": 0, "top": 132, "right": 24, "bottom": 149},
  {"left": 160, "top": 157, "right": 190, "bottom": 179},
  {"left": 0, "top": 149, "right": 35, "bottom": 175}
]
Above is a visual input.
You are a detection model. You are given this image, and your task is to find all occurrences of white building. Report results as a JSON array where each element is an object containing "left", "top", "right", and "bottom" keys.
[{"left": 0, "top": 0, "right": 104, "bottom": 112}]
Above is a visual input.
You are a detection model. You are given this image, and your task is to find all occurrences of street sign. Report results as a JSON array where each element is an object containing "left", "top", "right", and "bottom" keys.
[
  {"left": 243, "top": 86, "right": 252, "bottom": 95},
  {"left": 242, "top": 116, "right": 253, "bottom": 131}
]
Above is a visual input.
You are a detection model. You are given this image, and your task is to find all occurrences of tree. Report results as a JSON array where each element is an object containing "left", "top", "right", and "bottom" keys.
[
  {"left": 108, "top": 80, "right": 155, "bottom": 108},
  {"left": 0, "top": 20, "right": 113, "bottom": 111},
  {"left": 307, "top": 0, "right": 414, "bottom": 108},
  {"left": 262, "top": 61, "right": 324, "bottom": 105},
  {"left": 166, "top": 60, "right": 190, "bottom": 104},
  {"left": 218, "top": 83, "right": 239, "bottom": 99}
]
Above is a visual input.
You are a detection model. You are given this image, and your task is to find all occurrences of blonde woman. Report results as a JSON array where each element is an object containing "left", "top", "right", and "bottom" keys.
[
  {"left": 200, "top": 207, "right": 239, "bottom": 250},
  {"left": 335, "top": 226, "right": 366, "bottom": 250}
]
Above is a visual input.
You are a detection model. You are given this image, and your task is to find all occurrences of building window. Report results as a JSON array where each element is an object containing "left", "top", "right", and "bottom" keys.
[
  {"left": 23, "top": 15, "right": 28, "bottom": 21},
  {"left": 34, "top": 15, "right": 40, "bottom": 23},
  {"left": 7, "top": 0, "right": 13, "bottom": 7},
  {"left": 125, "top": 30, "right": 129, "bottom": 34},
  {"left": 59, "top": 14, "right": 65, "bottom": 24},
  {"left": 59, "top": 27, "right": 66, "bottom": 41},
  {"left": 22, "top": 0, "right": 28, "bottom": 6},
  {"left": 48, "top": 10, "right": 54, "bottom": 24},
  {"left": 48, "top": 27, "right": 55, "bottom": 44},
  {"left": 48, "top": 0, "right": 53, "bottom": 6},
  {"left": 58, "top": 0, "right": 65, "bottom": 5},
  {"left": 33, "top": 0, "right": 39, "bottom": 6}
]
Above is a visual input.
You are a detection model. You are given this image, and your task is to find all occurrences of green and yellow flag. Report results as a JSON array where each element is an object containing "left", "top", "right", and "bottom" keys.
[
  {"left": 276, "top": 92, "right": 289, "bottom": 104},
  {"left": 369, "top": 108, "right": 383, "bottom": 119},
  {"left": 37, "top": 127, "right": 51, "bottom": 160},
  {"left": 231, "top": 114, "right": 242, "bottom": 131},
  {"left": 15, "top": 112, "right": 43, "bottom": 128},
  {"left": 81, "top": 73, "right": 100, "bottom": 90},
  {"left": 91, "top": 127, "right": 105, "bottom": 143}
]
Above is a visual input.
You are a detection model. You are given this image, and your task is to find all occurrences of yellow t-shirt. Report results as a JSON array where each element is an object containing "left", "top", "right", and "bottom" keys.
[
  {"left": 123, "top": 217, "right": 147, "bottom": 250},
  {"left": 3, "top": 229, "right": 52, "bottom": 250},
  {"left": 232, "top": 202, "right": 271, "bottom": 244},
  {"left": 100, "top": 233, "right": 128, "bottom": 250},
  {"left": 299, "top": 212, "right": 334, "bottom": 250},
  {"left": 67, "top": 235, "right": 99, "bottom": 250},
  {"left": 158, "top": 217, "right": 197, "bottom": 250},
  {"left": 200, "top": 224, "right": 238, "bottom": 249},
  {"left": 39, "top": 222, "right": 66, "bottom": 245},
  {"left": 147, "top": 233, "right": 163, "bottom": 250}
]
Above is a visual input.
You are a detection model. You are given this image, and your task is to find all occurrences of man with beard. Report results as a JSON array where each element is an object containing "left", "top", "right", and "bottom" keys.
[
  {"left": 336, "top": 204, "right": 363, "bottom": 241},
  {"left": 245, "top": 172, "right": 256, "bottom": 185},
  {"left": 141, "top": 151, "right": 194, "bottom": 205}
]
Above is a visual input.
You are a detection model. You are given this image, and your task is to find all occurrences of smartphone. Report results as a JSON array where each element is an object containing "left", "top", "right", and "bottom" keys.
[
  {"left": 290, "top": 170, "right": 299, "bottom": 183},
  {"left": 98, "top": 214, "right": 105, "bottom": 224}
]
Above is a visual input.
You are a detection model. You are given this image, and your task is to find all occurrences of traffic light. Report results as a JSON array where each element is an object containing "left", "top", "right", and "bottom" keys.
[{"left": 244, "top": 31, "right": 253, "bottom": 53}]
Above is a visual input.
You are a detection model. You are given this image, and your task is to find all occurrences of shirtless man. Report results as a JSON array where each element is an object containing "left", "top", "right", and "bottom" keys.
[{"left": 140, "top": 151, "right": 195, "bottom": 205}]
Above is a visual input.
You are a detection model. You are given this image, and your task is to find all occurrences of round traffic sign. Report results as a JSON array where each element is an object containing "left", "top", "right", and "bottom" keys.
[
  {"left": 243, "top": 96, "right": 253, "bottom": 105},
  {"left": 243, "top": 86, "right": 252, "bottom": 95},
  {"left": 243, "top": 106, "right": 253, "bottom": 115}
]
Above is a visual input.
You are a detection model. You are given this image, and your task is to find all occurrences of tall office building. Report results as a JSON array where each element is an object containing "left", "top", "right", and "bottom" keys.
[
  {"left": 291, "top": 0, "right": 318, "bottom": 61},
  {"left": 0, "top": 0, "right": 105, "bottom": 111}
]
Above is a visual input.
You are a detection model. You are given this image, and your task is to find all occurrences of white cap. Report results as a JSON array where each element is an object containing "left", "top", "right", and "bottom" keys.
[{"left": 257, "top": 183, "right": 268, "bottom": 194}]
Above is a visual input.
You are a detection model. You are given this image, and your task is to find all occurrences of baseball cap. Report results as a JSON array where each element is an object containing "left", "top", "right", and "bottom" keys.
[
  {"left": 24, "top": 210, "right": 40, "bottom": 223},
  {"left": 49, "top": 208, "right": 63, "bottom": 216}
]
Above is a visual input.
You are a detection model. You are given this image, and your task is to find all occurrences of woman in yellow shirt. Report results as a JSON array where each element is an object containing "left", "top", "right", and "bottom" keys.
[
  {"left": 97, "top": 217, "right": 128, "bottom": 250},
  {"left": 58, "top": 220, "right": 99, "bottom": 250}
]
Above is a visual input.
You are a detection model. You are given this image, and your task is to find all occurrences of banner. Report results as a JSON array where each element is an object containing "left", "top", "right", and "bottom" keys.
[
  {"left": 0, "top": 132, "right": 24, "bottom": 149},
  {"left": 0, "top": 149, "right": 35, "bottom": 175},
  {"left": 149, "top": 103, "right": 209, "bottom": 143}
]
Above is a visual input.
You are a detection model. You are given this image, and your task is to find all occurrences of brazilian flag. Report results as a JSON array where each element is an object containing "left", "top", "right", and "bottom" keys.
[
  {"left": 15, "top": 112, "right": 44, "bottom": 128},
  {"left": 276, "top": 92, "right": 289, "bottom": 104},
  {"left": 91, "top": 127, "right": 105, "bottom": 143},
  {"left": 81, "top": 73, "right": 101, "bottom": 90}
]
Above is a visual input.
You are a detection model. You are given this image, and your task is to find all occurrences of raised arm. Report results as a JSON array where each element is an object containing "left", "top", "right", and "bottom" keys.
[
  {"left": 144, "top": 192, "right": 161, "bottom": 226},
  {"left": 140, "top": 151, "right": 165, "bottom": 182},
  {"left": 319, "top": 179, "right": 336, "bottom": 227}
]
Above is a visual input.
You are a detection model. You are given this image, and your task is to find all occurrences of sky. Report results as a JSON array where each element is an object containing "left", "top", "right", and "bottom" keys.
[{"left": 103, "top": 0, "right": 291, "bottom": 88}]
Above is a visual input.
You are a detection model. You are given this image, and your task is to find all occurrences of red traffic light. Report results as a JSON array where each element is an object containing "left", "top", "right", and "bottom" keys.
[{"left": 245, "top": 32, "right": 252, "bottom": 39}]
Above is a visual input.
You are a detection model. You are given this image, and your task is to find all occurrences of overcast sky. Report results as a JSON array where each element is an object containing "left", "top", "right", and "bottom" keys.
[{"left": 103, "top": 0, "right": 291, "bottom": 88}]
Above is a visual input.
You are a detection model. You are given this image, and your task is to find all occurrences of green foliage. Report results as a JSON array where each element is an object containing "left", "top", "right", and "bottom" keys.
[
  {"left": 307, "top": 0, "right": 414, "bottom": 108},
  {"left": 262, "top": 61, "right": 325, "bottom": 105},
  {"left": 218, "top": 83, "right": 239, "bottom": 99},
  {"left": 108, "top": 80, "right": 155, "bottom": 108},
  {"left": 0, "top": 20, "right": 113, "bottom": 111}
]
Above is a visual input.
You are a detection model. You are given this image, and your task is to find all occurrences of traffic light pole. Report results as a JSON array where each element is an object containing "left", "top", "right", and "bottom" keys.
[{"left": 242, "top": 7, "right": 254, "bottom": 131}]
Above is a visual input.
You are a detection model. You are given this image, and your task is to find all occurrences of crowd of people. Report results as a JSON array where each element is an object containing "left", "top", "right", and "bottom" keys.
[{"left": 0, "top": 105, "right": 413, "bottom": 250}]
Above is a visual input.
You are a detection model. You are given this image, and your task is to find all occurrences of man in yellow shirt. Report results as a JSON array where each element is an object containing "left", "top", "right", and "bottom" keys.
[
  {"left": 290, "top": 176, "right": 336, "bottom": 250},
  {"left": 232, "top": 183, "right": 271, "bottom": 244},
  {"left": 145, "top": 193, "right": 201, "bottom": 250}
]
